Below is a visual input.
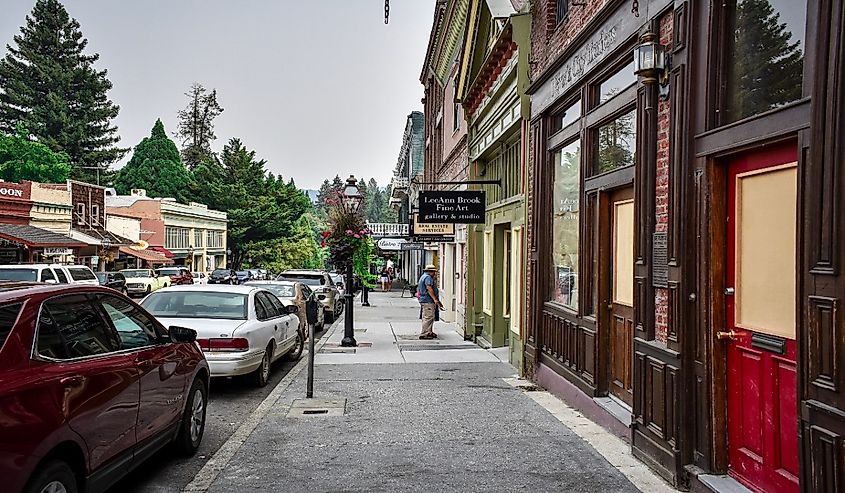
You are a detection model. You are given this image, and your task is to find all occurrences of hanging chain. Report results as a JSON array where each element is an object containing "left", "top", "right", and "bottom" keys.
[
  {"left": 385, "top": 0, "right": 390, "bottom": 24},
  {"left": 632, "top": 0, "right": 640, "bottom": 17}
]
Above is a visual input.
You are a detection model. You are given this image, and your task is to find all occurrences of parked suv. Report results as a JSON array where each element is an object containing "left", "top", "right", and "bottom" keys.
[
  {"left": 0, "top": 264, "right": 99, "bottom": 286},
  {"left": 277, "top": 270, "right": 342, "bottom": 321},
  {"left": 0, "top": 283, "right": 209, "bottom": 493},
  {"left": 156, "top": 266, "right": 194, "bottom": 285}
]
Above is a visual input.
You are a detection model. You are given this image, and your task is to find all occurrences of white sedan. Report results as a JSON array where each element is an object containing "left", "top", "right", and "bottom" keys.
[{"left": 141, "top": 284, "right": 303, "bottom": 386}]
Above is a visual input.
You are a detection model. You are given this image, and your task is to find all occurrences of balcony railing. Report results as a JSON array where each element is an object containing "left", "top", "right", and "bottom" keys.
[
  {"left": 367, "top": 223, "right": 408, "bottom": 237},
  {"left": 391, "top": 176, "right": 409, "bottom": 190}
]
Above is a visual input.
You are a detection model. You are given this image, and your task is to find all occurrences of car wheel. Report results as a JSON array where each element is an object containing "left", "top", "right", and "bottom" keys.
[
  {"left": 285, "top": 330, "right": 304, "bottom": 361},
  {"left": 174, "top": 378, "right": 207, "bottom": 455},
  {"left": 24, "top": 459, "right": 78, "bottom": 493},
  {"left": 250, "top": 345, "right": 273, "bottom": 387},
  {"left": 145, "top": 286, "right": 151, "bottom": 295}
]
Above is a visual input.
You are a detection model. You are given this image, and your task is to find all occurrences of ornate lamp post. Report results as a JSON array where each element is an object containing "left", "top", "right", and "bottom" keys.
[
  {"left": 340, "top": 175, "right": 364, "bottom": 347},
  {"left": 100, "top": 237, "right": 112, "bottom": 270}
]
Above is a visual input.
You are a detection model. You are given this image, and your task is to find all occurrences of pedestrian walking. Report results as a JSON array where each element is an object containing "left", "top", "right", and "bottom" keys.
[
  {"left": 417, "top": 264, "right": 443, "bottom": 339},
  {"left": 380, "top": 267, "right": 390, "bottom": 292}
]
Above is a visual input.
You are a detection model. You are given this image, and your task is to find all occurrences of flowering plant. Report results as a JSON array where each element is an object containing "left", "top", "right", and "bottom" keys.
[{"left": 324, "top": 201, "right": 378, "bottom": 288}]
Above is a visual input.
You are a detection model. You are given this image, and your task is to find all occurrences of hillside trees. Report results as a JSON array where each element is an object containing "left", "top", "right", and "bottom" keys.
[{"left": 0, "top": 124, "right": 71, "bottom": 182}]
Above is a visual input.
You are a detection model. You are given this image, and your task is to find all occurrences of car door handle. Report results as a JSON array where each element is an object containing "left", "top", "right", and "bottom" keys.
[
  {"left": 135, "top": 358, "right": 154, "bottom": 369},
  {"left": 60, "top": 376, "right": 83, "bottom": 387}
]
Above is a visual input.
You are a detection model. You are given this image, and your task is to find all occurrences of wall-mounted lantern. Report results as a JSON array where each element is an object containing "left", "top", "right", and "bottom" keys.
[{"left": 633, "top": 32, "right": 669, "bottom": 87}]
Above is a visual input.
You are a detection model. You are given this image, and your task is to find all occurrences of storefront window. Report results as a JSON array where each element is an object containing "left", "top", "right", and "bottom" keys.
[
  {"left": 598, "top": 61, "right": 636, "bottom": 104},
  {"left": 724, "top": 0, "right": 805, "bottom": 124},
  {"left": 552, "top": 140, "right": 581, "bottom": 310},
  {"left": 556, "top": 99, "right": 581, "bottom": 131},
  {"left": 597, "top": 109, "right": 637, "bottom": 173}
]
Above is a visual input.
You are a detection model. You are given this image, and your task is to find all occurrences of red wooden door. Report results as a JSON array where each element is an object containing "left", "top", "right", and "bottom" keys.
[{"left": 725, "top": 144, "right": 799, "bottom": 493}]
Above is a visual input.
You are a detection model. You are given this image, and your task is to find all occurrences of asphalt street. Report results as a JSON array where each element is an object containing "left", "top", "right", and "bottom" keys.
[{"left": 110, "top": 321, "right": 333, "bottom": 493}]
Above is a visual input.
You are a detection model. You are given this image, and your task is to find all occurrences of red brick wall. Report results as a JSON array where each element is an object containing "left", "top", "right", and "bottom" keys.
[
  {"left": 654, "top": 11, "right": 673, "bottom": 344},
  {"left": 529, "top": 0, "right": 610, "bottom": 81}
]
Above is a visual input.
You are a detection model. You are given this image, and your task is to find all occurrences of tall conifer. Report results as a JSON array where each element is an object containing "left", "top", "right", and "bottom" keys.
[{"left": 0, "top": 0, "right": 127, "bottom": 183}]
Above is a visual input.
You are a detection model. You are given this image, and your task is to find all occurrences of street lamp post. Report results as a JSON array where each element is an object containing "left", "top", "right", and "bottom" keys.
[
  {"left": 100, "top": 237, "right": 112, "bottom": 270},
  {"left": 340, "top": 175, "right": 364, "bottom": 347}
]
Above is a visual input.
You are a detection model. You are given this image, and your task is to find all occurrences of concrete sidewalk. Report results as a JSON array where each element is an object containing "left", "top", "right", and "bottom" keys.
[{"left": 186, "top": 291, "right": 676, "bottom": 493}]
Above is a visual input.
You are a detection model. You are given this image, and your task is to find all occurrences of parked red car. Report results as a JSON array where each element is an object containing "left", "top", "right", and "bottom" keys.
[
  {"left": 155, "top": 266, "right": 194, "bottom": 285},
  {"left": 0, "top": 283, "right": 209, "bottom": 493}
]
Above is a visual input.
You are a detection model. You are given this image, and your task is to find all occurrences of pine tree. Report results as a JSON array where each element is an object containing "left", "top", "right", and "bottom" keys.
[
  {"left": 176, "top": 83, "right": 224, "bottom": 169},
  {"left": 0, "top": 0, "right": 127, "bottom": 183},
  {"left": 113, "top": 119, "right": 191, "bottom": 202},
  {"left": 728, "top": 0, "right": 804, "bottom": 121}
]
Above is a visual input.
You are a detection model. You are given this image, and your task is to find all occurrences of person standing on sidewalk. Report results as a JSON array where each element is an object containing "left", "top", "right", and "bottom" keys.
[{"left": 418, "top": 264, "right": 443, "bottom": 339}]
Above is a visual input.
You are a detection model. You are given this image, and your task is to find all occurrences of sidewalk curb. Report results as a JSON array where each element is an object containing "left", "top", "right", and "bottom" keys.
[{"left": 182, "top": 317, "right": 343, "bottom": 492}]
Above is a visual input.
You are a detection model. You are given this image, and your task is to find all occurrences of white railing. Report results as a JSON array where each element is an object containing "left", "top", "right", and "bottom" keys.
[
  {"left": 391, "top": 176, "right": 409, "bottom": 190},
  {"left": 367, "top": 223, "right": 409, "bottom": 237}
]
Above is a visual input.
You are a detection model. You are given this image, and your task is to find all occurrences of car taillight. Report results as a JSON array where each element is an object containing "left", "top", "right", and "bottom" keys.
[{"left": 196, "top": 338, "right": 249, "bottom": 352}]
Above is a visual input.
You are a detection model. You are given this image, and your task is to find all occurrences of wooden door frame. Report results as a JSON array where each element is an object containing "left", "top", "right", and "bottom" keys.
[
  {"left": 701, "top": 138, "right": 800, "bottom": 476},
  {"left": 595, "top": 183, "right": 636, "bottom": 400}
]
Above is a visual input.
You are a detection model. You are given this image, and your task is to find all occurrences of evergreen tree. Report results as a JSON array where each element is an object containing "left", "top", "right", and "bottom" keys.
[
  {"left": 176, "top": 83, "right": 224, "bottom": 169},
  {"left": 190, "top": 138, "right": 312, "bottom": 268},
  {"left": 0, "top": 0, "right": 127, "bottom": 183},
  {"left": 0, "top": 123, "right": 71, "bottom": 182},
  {"left": 728, "top": 0, "right": 804, "bottom": 121},
  {"left": 113, "top": 119, "right": 191, "bottom": 202}
]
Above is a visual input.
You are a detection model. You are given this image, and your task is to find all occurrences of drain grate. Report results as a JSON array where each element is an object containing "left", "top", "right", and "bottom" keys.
[
  {"left": 399, "top": 344, "right": 479, "bottom": 351},
  {"left": 321, "top": 347, "right": 356, "bottom": 354},
  {"left": 287, "top": 398, "right": 346, "bottom": 417}
]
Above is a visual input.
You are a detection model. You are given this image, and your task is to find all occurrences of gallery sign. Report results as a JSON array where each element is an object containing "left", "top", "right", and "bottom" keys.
[
  {"left": 376, "top": 238, "right": 407, "bottom": 251},
  {"left": 400, "top": 242, "right": 424, "bottom": 251},
  {"left": 418, "top": 191, "right": 486, "bottom": 224}
]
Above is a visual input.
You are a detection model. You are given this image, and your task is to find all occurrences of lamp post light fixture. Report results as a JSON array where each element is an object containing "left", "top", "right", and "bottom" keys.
[
  {"left": 633, "top": 31, "right": 668, "bottom": 86},
  {"left": 341, "top": 175, "right": 364, "bottom": 347}
]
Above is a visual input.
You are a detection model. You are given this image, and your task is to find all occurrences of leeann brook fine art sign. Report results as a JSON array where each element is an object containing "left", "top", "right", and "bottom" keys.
[{"left": 418, "top": 191, "right": 486, "bottom": 224}]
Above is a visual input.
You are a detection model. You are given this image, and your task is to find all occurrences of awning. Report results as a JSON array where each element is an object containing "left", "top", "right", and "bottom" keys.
[
  {"left": 118, "top": 246, "right": 174, "bottom": 265},
  {"left": 0, "top": 224, "right": 85, "bottom": 248},
  {"left": 150, "top": 246, "right": 174, "bottom": 258},
  {"left": 70, "top": 228, "right": 132, "bottom": 246}
]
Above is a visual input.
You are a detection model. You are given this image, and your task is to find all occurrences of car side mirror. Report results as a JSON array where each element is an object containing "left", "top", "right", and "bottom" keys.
[
  {"left": 285, "top": 305, "right": 299, "bottom": 315},
  {"left": 169, "top": 325, "right": 197, "bottom": 343}
]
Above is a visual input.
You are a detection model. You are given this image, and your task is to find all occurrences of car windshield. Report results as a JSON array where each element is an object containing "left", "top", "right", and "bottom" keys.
[
  {"left": 255, "top": 284, "right": 295, "bottom": 298},
  {"left": 157, "top": 268, "right": 180, "bottom": 276},
  {"left": 121, "top": 270, "right": 152, "bottom": 278},
  {"left": 67, "top": 267, "right": 96, "bottom": 281},
  {"left": 0, "top": 268, "right": 38, "bottom": 281},
  {"left": 96, "top": 273, "right": 108, "bottom": 282},
  {"left": 211, "top": 269, "right": 229, "bottom": 276},
  {"left": 279, "top": 274, "right": 324, "bottom": 286},
  {"left": 142, "top": 291, "right": 248, "bottom": 320},
  {"left": 236, "top": 271, "right": 249, "bottom": 276}
]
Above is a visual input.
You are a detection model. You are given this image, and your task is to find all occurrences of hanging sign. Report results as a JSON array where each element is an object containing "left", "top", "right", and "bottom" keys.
[
  {"left": 377, "top": 238, "right": 407, "bottom": 251},
  {"left": 418, "top": 191, "right": 486, "bottom": 224},
  {"left": 401, "top": 242, "right": 424, "bottom": 251},
  {"left": 411, "top": 214, "right": 454, "bottom": 236}
]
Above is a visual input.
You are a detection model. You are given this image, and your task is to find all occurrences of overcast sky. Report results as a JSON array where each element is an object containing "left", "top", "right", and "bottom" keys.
[{"left": 0, "top": 0, "right": 433, "bottom": 190}]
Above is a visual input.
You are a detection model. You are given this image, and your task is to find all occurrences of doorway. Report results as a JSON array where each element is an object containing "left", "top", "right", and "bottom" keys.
[
  {"left": 607, "top": 186, "right": 634, "bottom": 407},
  {"left": 725, "top": 147, "right": 798, "bottom": 493}
]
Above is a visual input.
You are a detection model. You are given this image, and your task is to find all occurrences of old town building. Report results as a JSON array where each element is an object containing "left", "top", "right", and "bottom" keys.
[
  {"left": 390, "top": 111, "right": 426, "bottom": 284},
  {"left": 454, "top": 0, "right": 531, "bottom": 368},
  {"left": 522, "top": 0, "right": 843, "bottom": 492},
  {"left": 420, "top": 0, "right": 471, "bottom": 331},
  {"left": 106, "top": 189, "right": 227, "bottom": 272}
]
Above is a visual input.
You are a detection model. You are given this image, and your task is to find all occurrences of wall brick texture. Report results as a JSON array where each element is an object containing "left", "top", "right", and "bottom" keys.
[
  {"left": 529, "top": 0, "right": 610, "bottom": 81},
  {"left": 654, "top": 11, "right": 673, "bottom": 345}
]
